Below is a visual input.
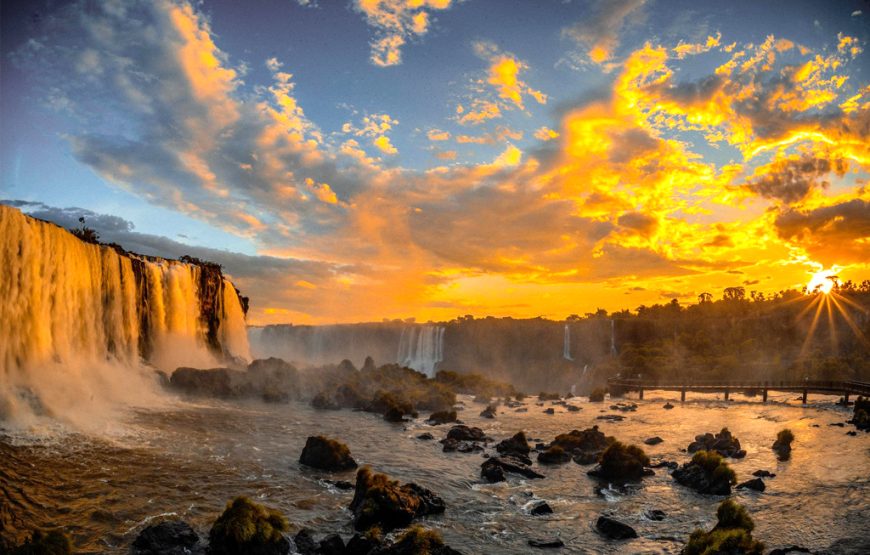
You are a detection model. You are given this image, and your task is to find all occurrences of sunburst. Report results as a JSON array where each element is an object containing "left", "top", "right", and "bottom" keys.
[{"left": 798, "top": 269, "right": 868, "bottom": 359}]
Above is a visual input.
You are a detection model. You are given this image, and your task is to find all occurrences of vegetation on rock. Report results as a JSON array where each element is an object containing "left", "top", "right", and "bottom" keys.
[
  {"left": 208, "top": 496, "right": 290, "bottom": 555},
  {"left": 683, "top": 499, "right": 764, "bottom": 555}
]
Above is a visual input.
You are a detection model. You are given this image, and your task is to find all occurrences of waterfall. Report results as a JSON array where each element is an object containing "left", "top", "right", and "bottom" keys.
[
  {"left": 610, "top": 318, "right": 617, "bottom": 356},
  {"left": 0, "top": 205, "right": 249, "bottom": 426},
  {"left": 563, "top": 324, "right": 573, "bottom": 360},
  {"left": 397, "top": 325, "right": 444, "bottom": 377}
]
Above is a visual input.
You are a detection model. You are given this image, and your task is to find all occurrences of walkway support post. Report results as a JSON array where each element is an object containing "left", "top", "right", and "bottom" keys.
[
  {"left": 762, "top": 388, "right": 768, "bottom": 403},
  {"left": 802, "top": 389, "right": 808, "bottom": 404},
  {"left": 681, "top": 386, "right": 686, "bottom": 402},
  {"left": 639, "top": 387, "right": 644, "bottom": 400},
  {"left": 724, "top": 388, "right": 729, "bottom": 401}
]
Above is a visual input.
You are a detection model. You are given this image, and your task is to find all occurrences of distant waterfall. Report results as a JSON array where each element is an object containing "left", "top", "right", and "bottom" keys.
[
  {"left": 610, "top": 319, "right": 617, "bottom": 356},
  {"left": 563, "top": 324, "right": 573, "bottom": 360},
  {"left": 0, "top": 205, "right": 250, "bottom": 424},
  {"left": 397, "top": 325, "right": 444, "bottom": 377}
]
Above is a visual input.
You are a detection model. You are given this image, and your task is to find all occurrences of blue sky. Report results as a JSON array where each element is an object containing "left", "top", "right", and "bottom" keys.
[{"left": 1, "top": 0, "right": 868, "bottom": 324}]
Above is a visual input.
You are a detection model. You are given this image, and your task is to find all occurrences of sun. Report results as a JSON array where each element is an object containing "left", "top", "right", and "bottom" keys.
[{"left": 807, "top": 270, "right": 835, "bottom": 294}]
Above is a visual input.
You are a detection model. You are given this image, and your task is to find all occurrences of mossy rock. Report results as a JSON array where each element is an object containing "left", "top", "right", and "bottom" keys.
[
  {"left": 349, "top": 467, "right": 445, "bottom": 532},
  {"left": 208, "top": 497, "right": 290, "bottom": 555},
  {"left": 9, "top": 530, "right": 72, "bottom": 555},
  {"left": 590, "top": 441, "right": 650, "bottom": 480},
  {"left": 299, "top": 436, "right": 358, "bottom": 471},
  {"left": 682, "top": 499, "right": 764, "bottom": 555}
]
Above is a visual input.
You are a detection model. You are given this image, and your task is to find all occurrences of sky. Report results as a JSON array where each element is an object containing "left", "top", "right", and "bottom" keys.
[{"left": 1, "top": 0, "right": 868, "bottom": 325}]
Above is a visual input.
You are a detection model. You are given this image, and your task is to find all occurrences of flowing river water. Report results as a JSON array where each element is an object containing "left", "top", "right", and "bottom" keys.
[{"left": 2, "top": 391, "right": 868, "bottom": 554}]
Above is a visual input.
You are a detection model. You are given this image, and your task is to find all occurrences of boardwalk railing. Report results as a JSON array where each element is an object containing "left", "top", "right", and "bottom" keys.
[{"left": 606, "top": 378, "right": 870, "bottom": 403}]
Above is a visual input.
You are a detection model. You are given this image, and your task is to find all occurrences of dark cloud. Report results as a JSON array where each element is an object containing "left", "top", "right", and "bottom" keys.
[
  {"left": 745, "top": 154, "right": 847, "bottom": 203},
  {"left": 775, "top": 198, "right": 870, "bottom": 263},
  {"left": 617, "top": 211, "right": 658, "bottom": 236}
]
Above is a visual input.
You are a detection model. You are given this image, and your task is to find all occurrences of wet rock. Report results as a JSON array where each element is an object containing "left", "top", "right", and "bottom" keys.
[
  {"left": 529, "top": 501, "right": 553, "bottom": 516},
  {"left": 596, "top": 516, "right": 638, "bottom": 539},
  {"left": 772, "top": 429, "right": 794, "bottom": 461},
  {"left": 299, "top": 436, "right": 357, "bottom": 471},
  {"left": 515, "top": 407, "right": 528, "bottom": 413},
  {"left": 543, "top": 408, "right": 555, "bottom": 415},
  {"left": 547, "top": 426, "right": 614, "bottom": 467},
  {"left": 687, "top": 428, "right": 746, "bottom": 458},
  {"left": 610, "top": 403, "right": 637, "bottom": 412},
  {"left": 311, "top": 393, "right": 341, "bottom": 410},
  {"left": 345, "top": 533, "right": 380, "bottom": 555},
  {"left": 768, "top": 547, "right": 812, "bottom": 555},
  {"left": 445, "top": 425, "right": 488, "bottom": 442},
  {"left": 737, "top": 478, "right": 766, "bottom": 492},
  {"left": 649, "top": 459, "right": 677, "bottom": 469},
  {"left": 537, "top": 446, "right": 572, "bottom": 465},
  {"left": 318, "top": 534, "right": 345, "bottom": 555},
  {"left": 644, "top": 436, "right": 663, "bottom": 445},
  {"left": 596, "top": 414, "right": 624, "bottom": 422},
  {"left": 349, "top": 467, "right": 445, "bottom": 531},
  {"left": 672, "top": 451, "right": 735, "bottom": 495},
  {"left": 829, "top": 422, "right": 845, "bottom": 427},
  {"left": 846, "top": 430, "right": 858, "bottom": 436},
  {"left": 293, "top": 529, "right": 318, "bottom": 555},
  {"left": 132, "top": 520, "right": 199, "bottom": 555},
  {"left": 644, "top": 509, "right": 666, "bottom": 521},
  {"left": 208, "top": 497, "right": 290, "bottom": 555},
  {"left": 481, "top": 456, "right": 544, "bottom": 481},
  {"left": 663, "top": 402, "right": 674, "bottom": 409},
  {"left": 378, "top": 526, "right": 463, "bottom": 555},
  {"left": 323, "top": 479, "right": 354, "bottom": 490},
  {"left": 566, "top": 405, "right": 581, "bottom": 412},
  {"left": 441, "top": 438, "right": 484, "bottom": 453},
  {"left": 245, "top": 358, "right": 300, "bottom": 402},
  {"left": 480, "top": 405, "right": 497, "bottom": 418},
  {"left": 851, "top": 397, "right": 870, "bottom": 431},
  {"left": 587, "top": 442, "right": 650, "bottom": 481},
  {"left": 495, "top": 431, "right": 531, "bottom": 457},
  {"left": 481, "top": 463, "right": 506, "bottom": 483},
  {"left": 752, "top": 470, "right": 776, "bottom": 478},
  {"left": 417, "top": 432, "right": 435, "bottom": 440},
  {"left": 170, "top": 367, "right": 249, "bottom": 399},
  {"left": 528, "top": 538, "right": 564, "bottom": 548},
  {"left": 427, "top": 410, "right": 457, "bottom": 425}
]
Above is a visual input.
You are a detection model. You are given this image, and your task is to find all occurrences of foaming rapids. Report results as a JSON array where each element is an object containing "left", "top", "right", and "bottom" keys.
[{"left": 0, "top": 205, "right": 250, "bottom": 432}]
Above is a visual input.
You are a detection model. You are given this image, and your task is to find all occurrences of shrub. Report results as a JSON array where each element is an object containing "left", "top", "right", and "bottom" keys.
[
  {"left": 589, "top": 388, "right": 606, "bottom": 402},
  {"left": 714, "top": 499, "right": 754, "bottom": 532},
  {"left": 775, "top": 429, "right": 794, "bottom": 447},
  {"left": 389, "top": 526, "right": 447, "bottom": 555},
  {"left": 208, "top": 496, "right": 289, "bottom": 555},
  {"left": 683, "top": 499, "right": 764, "bottom": 555},
  {"left": 9, "top": 530, "right": 72, "bottom": 555},
  {"left": 597, "top": 441, "right": 649, "bottom": 480},
  {"left": 691, "top": 450, "right": 737, "bottom": 485}
]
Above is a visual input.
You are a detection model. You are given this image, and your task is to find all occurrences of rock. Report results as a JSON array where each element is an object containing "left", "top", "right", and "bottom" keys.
[
  {"left": 547, "top": 426, "right": 615, "bottom": 466},
  {"left": 427, "top": 410, "right": 457, "bottom": 425},
  {"left": 132, "top": 520, "right": 199, "bottom": 555},
  {"left": 644, "top": 509, "right": 666, "bottom": 521},
  {"left": 208, "top": 497, "right": 290, "bottom": 555},
  {"left": 323, "top": 479, "right": 354, "bottom": 490},
  {"left": 361, "top": 356, "right": 377, "bottom": 373},
  {"left": 829, "top": 422, "right": 845, "bottom": 427},
  {"left": 649, "top": 460, "right": 677, "bottom": 469},
  {"left": 544, "top": 408, "right": 555, "bottom": 415},
  {"left": 480, "top": 405, "right": 497, "bottom": 418},
  {"left": 587, "top": 442, "right": 650, "bottom": 481},
  {"left": 293, "top": 529, "right": 318, "bottom": 555},
  {"left": 528, "top": 538, "right": 565, "bottom": 548},
  {"left": 345, "top": 533, "right": 380, "bottom": 555},
  {"left": 378, "top": 527, "right": 463, "bottom": 555},
  {"left": 299, "top": 436, "right": 357, "bottom": 471},
  {"left": 566, "top": 405, "right": 581, "bottom": 412},
  {"left": 643, "top": 436, "right": 663, "bottom": 445},
  {"left": 170, "top": 367, "right": 249, "bottom": 399},
  {"left": 311, "top": 392, "right": 341, "bottom": 410},
  {"left": 537, "top": 446, "right": 572, "bottom": 465},
  {"left": 672, "top": 451, "right": 735, "bottom": 495},
  {"left": 596, "top": 516, "right": 638, "bottom": 539},
  {"left": 737, "top": 478, "right": 766, "bottom": 492},
  {"left": 772, "top": 429, "right": 794, "bottom": 461},
  {"left": 349, "top": 467, "right": 445, "bottom": 531},
  {"left": 445, "top": 425, "right": 488, "bottom": 442},
  {"left": 481, "top": 463, "right": 506, "bottom": 483},
  {"left": 529, "top": 501, "right": 553, "bottom": 516},
  {"left": 687, "top": 428, "right": 746, "bottom": 458},
  {"left": 481, "top": 456, "right": 544, "bottom": 481},
  {"left": 596, "top": 414, "right": 624, "bottom": 422},
  {"left": 768, "top": 546, "right": 812, "bottom": 555},
  {"left": 846, "top": 430, "right": 858, "bottom": 436},
  {"left": 441, "top": 438, "right": 483, "bottom": 453},
  {"left": 496, "top": 432, "right": 531, "bottom": 457},
  {"left": 752, "top": 470, "right": 776, "bottom": 478},
  {"left": 515, "top": 407, "right": 528, "bottom": 413},
  {"left": 417, "top": 432, "right": 435, "bottom": 440},
  {"left": 663, "top": 402, "right": 674, "bottom": 409},
  {"left": 245, "top": 358, "right": 299, "bottom": 402},
  {"left": 319, "top": 534, "right": 345, "bottom": 555}
]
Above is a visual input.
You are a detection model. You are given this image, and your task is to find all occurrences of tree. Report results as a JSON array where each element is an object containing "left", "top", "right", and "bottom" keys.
[{"left": 723, "top": 287, "right": 745, "bottom": 301}]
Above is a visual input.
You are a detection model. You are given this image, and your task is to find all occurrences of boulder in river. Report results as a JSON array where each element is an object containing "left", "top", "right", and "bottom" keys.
[
  {"left": 208, "top": 497, "right": 290, "bottom": 555},
  {"left": 495, "top": 431, "right": 531, "bottom": 457},
  {"left": 682, "top": 499, "right": 764, "bottom": 555},
  {"left": 529, "top": 501, "right": 553, "bottom": 516},
  {"left": 687, "top": 428, "right": 746, "bottom": 458},
  {"left": 480, "top": 405, "right": 497, "bottom": 418},
  {"left": 528, "top": 538, "right": 565, "bottom": 548},
  {"left": 445, "top": 425, "right": 488, "bottom": 442},
  {"left": 752, "top": 469, "right": 775, "bottom": 478},
  {"left": 427, "top": 410, "right": 457, "bottom": 425},
  {"left": 772, "top": 429, "right": 794, "bottom": 461},
  {"left": 132, "top": 521, "right": 199, "bottom": 555},
  {"left": 481, "top": 456, "right": 544, "bottom": 481},
  {"left": 537, "top": 445, "right": 572, "bottom": 465},
  {"left": 376, "top": 526, "right": 462, "bottom": 555},
  {"left": 663, "top": 402, "right": 675, "bottom": 409},
  {"left": 547, "top": 426, "right": 615, "bottom": 466},
  {"left": 417, "top": 432, "right": 434, "bottom": 440},
  {"left": 349, "top": 467, "right": 445, "bottom": 531},
  {"left": 672, "top": 451, "right": 736, "bottom": 495},
  {"left": 299, "top": 436, "right": 357, "bottom": 471},
  {"left": 644, "top": 436, "right": 663, "bottom": 445},
  {"left": 737, "top": 478, "right": 766, "bottom": 492},
  {"left": 587, "top": 441, "right": 650, "bottom": 481},
  {"left": 596, "top": 515, "right": 638, "bottom": 539}
]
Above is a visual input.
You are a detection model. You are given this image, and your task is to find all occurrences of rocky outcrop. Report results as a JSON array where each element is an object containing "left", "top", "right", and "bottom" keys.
[
  {"left": 672, "top": 451, "right": 736, "bottom": 495},
  {"left": 772, "top": 429, "right": 794, "bottom": 461},
  {"left": 682, "top": 499, "right": 764, "bottom": 555},
  {"left": 132, "top": 521, "right": 200, "bottom": 555},
  {"left": 737, "top": 478, "right": 766, "bottom": 492},
  {"left": 170, "top": 358, "right": 299, "bottom": 402},
  {"left": 481, "top": 456, "right": 544, "bottom": 482},
  {"left": 441, "top": 425, "right": 488, "bottom": 453},
  {"left": 208, "top": 497, "right": 290, "bottom": 555},
  {"left": 644, "top": 436, "right": 663, "bottom": 445},
  {"left": 546, "top": 426, "right": 615, "bottom": 465},
  {"left": 587, "top": 442, "right": 650, "bottom": 481},
  {"left": 299, "top": 436, "right": 358, "bottom": 471},
  {"left": 529, "top": 501, "right": 553, "bottom": 516},
  {"left": 479, "top": 405, "right": 497, "bottom": 418},
  {"left": 427, "top": 410, "right": 458, "bottom": 425},
  {"left": 495, "top": 432, "right": 531, "bottom": 457},
  {"left": 348, "top": 467, "right": 445, "bottom": 532},
  {"left": 687, "top": 428, "right": 746, "bottom": 458},
  {"left": 537, "top": 445, "right": 572, "bottom": 465}
]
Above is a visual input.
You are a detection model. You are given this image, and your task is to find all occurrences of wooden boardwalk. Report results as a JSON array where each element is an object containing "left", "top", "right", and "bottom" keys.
[{"left": 606, "top": 378, "right": 870, "bottom": 404}]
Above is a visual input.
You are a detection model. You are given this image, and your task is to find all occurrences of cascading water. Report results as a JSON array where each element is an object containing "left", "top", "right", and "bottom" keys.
[
  {"left": 397, "top": 325, "right": 444, "bottom": 377},
  {"left": 610, "top": 318, "right": 617, "bottom": 356},
  {"left": 0, "top": 205, "right": 250, "bottom": 428},
  {"left": 563, "top": 324, "right": 573, "bottom": 361}
]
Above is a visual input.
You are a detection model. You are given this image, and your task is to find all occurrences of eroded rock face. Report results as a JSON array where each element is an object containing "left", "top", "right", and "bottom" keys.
[
  {"left": 299, "top": 436, "right": 358, "bottom": 471},
  {"left": 132, "top": 520, "right": 200, "bottom": 555},
  {"left": 687, "top": 428, "right": 746, "bottom": 458},
  {"left": 348, "top": 467, "right": 445, "bottom": 532},
  {"left": 495, "top": 432, "right": 531, "bottom": 457}
]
